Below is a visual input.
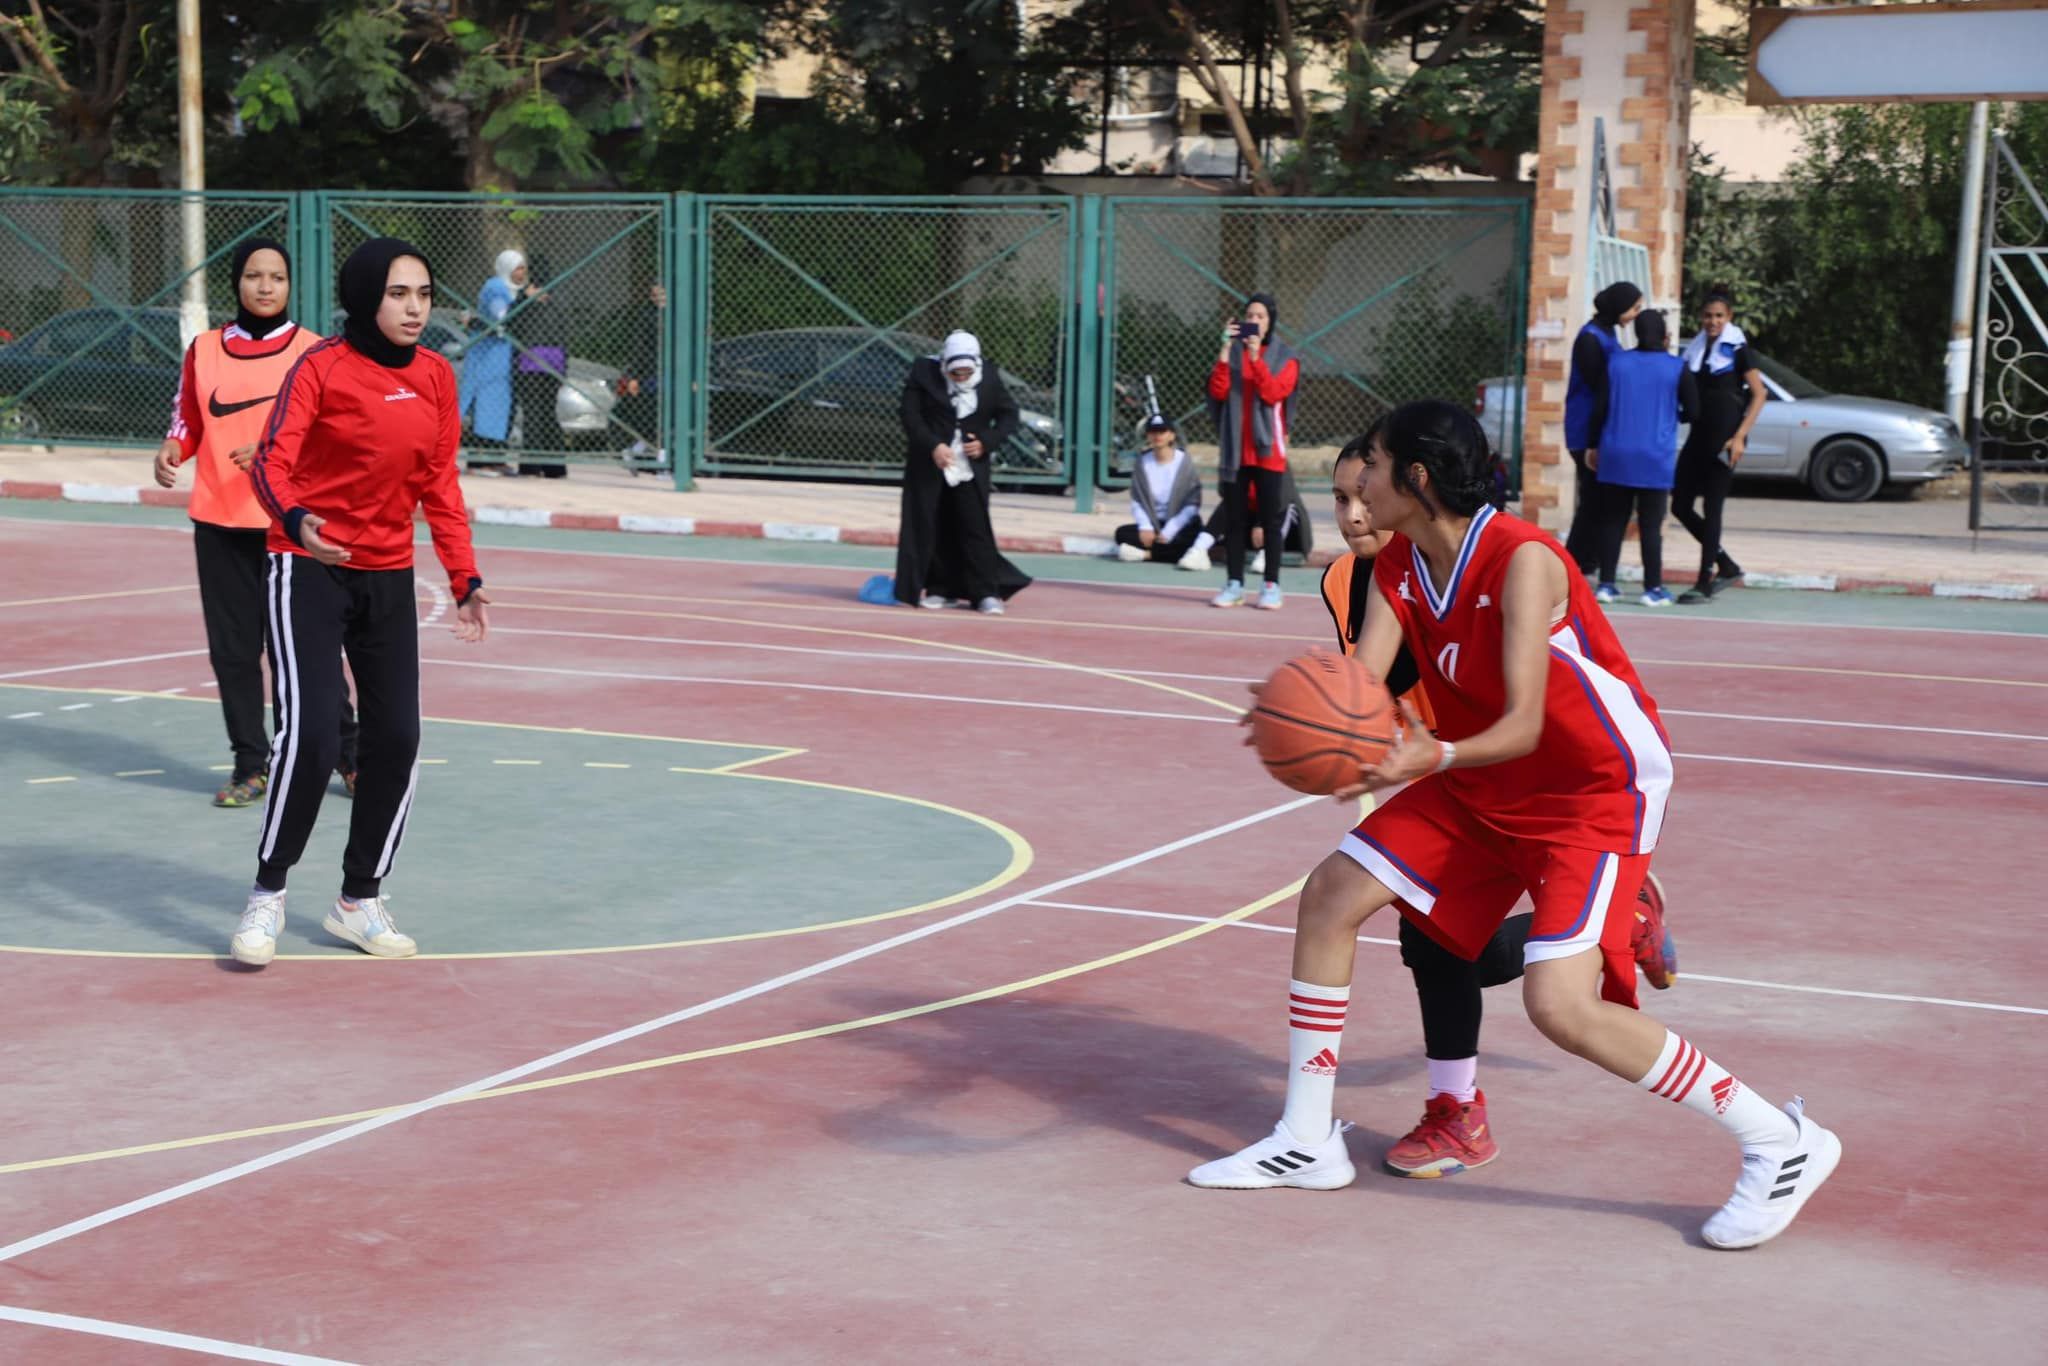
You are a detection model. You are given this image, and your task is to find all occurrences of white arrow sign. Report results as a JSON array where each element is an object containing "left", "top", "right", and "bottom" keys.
[{"left": 1750, "top": 1, "right": 2048, "bottom": 106}]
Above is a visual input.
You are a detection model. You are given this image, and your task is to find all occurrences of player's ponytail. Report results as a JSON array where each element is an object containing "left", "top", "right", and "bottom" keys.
[{"left": 1379, "top": 399, "right": 1496, "bottom": 519}]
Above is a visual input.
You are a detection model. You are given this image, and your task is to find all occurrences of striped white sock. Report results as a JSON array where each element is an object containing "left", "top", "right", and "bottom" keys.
[
  {"left": 1281, "top": 978, "right": 1349, "bottom": 1141},
  {"left": 1638, "top": 1030, "right": 1795, "bottom": 1149}
]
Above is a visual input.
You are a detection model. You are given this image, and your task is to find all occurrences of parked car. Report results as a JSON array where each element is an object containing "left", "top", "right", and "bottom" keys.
[
  {"left": 412, "top": 310, "right": 623, "bottom": 444},
  {"left": 0, "top": 306, "right": 187, "bottom": 442},
  {"left": 1476, "top": 349, "right": 1967, "bottom": 503},
  {"left": 707, "top": 327, "right": 1064, "bottom": 473}
]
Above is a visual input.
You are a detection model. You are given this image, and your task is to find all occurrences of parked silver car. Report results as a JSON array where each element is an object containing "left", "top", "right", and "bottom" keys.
[
  {"left": 422, "top": 309, "right": 621, "bottom": 440},
  {"left": 1476, "top": 350, "right": 1968, "bottom": 503}
]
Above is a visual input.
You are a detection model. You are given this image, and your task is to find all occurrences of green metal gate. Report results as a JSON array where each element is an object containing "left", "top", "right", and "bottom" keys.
[
  {"left": 1097, "top": 196, "right": 1530, "bottom": 489},
  {"left": 316, "top": 191, "right": 675, "bottom": 475},
  {"left": 0, "top": 189, "right": 298, "bottom": 448},
  {"left": 689, "top": 196, "right": 1076, "bottom": 485}
]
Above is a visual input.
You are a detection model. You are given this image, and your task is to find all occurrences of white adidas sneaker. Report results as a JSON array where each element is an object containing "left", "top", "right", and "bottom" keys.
[
  {"left": 230, "top": 889, "right": 287, "bottom": 967},
  {"left": 1701, "top": 1097, "right": 1842, "bottom": 1249},
  {"left": 324, "top": 895, "right": 418, "bottom": 959},
  {"left": 1187, "top": 1119, "right": 1357, "bottom": 1191},
  {"left": 1176, "top": 547, "right": 1211, "bottom": 573}
]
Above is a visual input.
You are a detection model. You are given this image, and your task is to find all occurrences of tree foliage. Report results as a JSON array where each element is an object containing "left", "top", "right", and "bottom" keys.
[{"left": 1685, "top": 103, "right": 2048, "bottom": 409}]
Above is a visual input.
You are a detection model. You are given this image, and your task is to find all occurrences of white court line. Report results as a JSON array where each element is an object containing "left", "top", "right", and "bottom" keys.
[
  {"left": 487, "top": 628, "right": 2048, "bottom": 742},
  {"left": 421, "top": 654, "right": 2048, "bottom": 784},
  {"left": 5, "top": 711, "right": 40, "bottom": 719},
  {"left": 418, "top": 581, "right": 450, "bottom": 628},
  {"left": 0, "top": 1304, "right": 356, "bottom": 1365},
  {"left": 489, "top": 625, "right": 1255, "bottom": 684},
  {"left": 1022, "top": 900, "right": 2048, "bottom": 1016},
  {"left": 0, "top": 648, "right": 208, "bottom": 681},
  {"left": 1672, "top": 751, "right": 2048, "bottom": 790},
  {"left": 1662, "top": 707, "right": 2048, "bottom": 745},
  {"left": 57, "top": 702, "right": 91, "bottom": 711},
  {"left": 472, "top": 547, "right": 2048, "bottom": 639},
  {"left": 0, "top": 793, "right": 1320, "bottom": 1266},
  {"left": 421, "top": 656, "right": 1234, "bottom": 725}
]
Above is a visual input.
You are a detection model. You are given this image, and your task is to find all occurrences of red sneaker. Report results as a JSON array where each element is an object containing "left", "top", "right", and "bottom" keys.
[
  {"left": 1382, "top": 1089, "right": 1498, "bottom": 1178},
  {"left": 1633, "top": 871, "right": 1677, "bottom": 990}
]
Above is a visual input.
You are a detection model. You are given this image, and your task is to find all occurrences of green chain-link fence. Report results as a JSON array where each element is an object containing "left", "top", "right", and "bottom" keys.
[
  {"left": 0, "top": 189, "right": 1529, "bottom": 503},
  {"left": 1097, "top": 197, "right": 1529, "bottom": 488},
  {"left": 690, "top": 196, "right": 1075, "bottom": 484},
  {"left": 316, "top": 191, "right": 674, "bottom": 476},
  {"left": 0, "top": 189, "right": 297, "bottom": 447}
]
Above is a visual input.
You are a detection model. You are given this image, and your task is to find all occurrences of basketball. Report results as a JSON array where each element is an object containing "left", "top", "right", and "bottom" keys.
[{"left": 1250, "top": 650, "right": 1398, "bottom": 795}]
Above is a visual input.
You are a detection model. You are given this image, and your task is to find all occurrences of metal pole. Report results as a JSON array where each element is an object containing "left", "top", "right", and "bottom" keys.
[
  {"left": 1968, "top": 135, "right": 2001, "bottom": 540},
  {"left": 176, "top": 0, "right": 207, "bottom": 347},
  {"left": 1947, "top": 100, "right": 1990, "bottom": 429}
]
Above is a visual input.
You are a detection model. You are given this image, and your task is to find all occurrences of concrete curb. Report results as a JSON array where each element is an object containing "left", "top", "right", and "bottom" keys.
[{"left": 5, "top": 478, "right": 2042, "bottom": 603}]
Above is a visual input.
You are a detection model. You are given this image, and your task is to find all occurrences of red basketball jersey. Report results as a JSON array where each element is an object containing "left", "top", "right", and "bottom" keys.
[{"left": 1370, "top": 506, "right": 1673, "bottom": 854}]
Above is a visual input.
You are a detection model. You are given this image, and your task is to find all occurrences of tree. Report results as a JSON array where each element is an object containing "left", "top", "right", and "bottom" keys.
[
  {"left": 1691, "top": 103, "right": 2048, "bottom": 409},
  {"left": 0, "top": 0, "right": 170, "bottom": 184},
  {"left": 1052, "top": 0, "right": 1542, "bottom": 197},
  {"left": 230, "top": 0, "right": 728, "bottom": 191}
]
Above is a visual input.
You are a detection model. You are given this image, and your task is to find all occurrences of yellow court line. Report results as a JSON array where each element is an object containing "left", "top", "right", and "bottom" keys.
[
  {"left": 0, "top": 877, "right": 1302, "bottom": 1176},
  {"left": 485, "top": 598, "right": 1252, "bottom": 717},
  {"left": 695, "top": 749, "right": 806, "bottom": 774},
  {"left": 0, "top": 585, "right": 192, "bottom": 610},
  {"left": 491, "top": 582, "right": 1316, "bottom": 643},
  {"left": 25, "top": 776, "right": 76, "bottom": 785}
]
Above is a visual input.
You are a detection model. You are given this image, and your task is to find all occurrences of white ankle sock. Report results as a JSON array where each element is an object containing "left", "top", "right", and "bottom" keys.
[
  {"left": 1426, "top": 1056, "right": 1478, "bottom": 1103},
  {"left": 1192, "top": 531, "right": 1216, "bottom": 553},
  {"left": 1638, "top": 1031, "right": 1796, "bottom": 1149},
  {"left": 1282, "top": 978, "right": 1350, "bottom": 1141}
]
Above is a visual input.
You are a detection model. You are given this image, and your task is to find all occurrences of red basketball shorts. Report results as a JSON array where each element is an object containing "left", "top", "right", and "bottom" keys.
[{"left": 1337, "top": 776, "right": 1650, "bottom": 1008}]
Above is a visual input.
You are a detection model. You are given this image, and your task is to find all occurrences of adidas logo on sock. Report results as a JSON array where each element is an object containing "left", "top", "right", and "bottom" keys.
[
  {"left": 1711, "top": 1075, "right": 1741, "bottom": 1114},
  {"left": 1300, "top": 1048, "right": 1339, "bottom": 1077}
]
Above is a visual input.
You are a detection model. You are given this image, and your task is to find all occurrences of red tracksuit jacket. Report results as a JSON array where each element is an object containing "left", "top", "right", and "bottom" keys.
[{"left": 251, "top": 337, "right": 482, "bottom": 602}]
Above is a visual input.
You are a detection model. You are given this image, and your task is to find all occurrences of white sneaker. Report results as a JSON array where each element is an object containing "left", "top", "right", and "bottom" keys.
[
  {"left": 1701, "top": 1097, "right": 1842, "bottom": 1249},
  {"left": 975, "top": 596, "right": 1005, "bottom": 615},
  {"left": 230, "top": 889, "right": 287, "bottom": 967},
  {"left": 917, "top": 593, "right": 948, "bottom": 610},
  {"left": 1249, "top": 548, "right": 1266, "bottom": 575},
  {"left": 1115, "top": 543, "right": 1148, "bottom": 563},
  {"left": 1176, "top": 547, "right": 1211, "bottom": 573},
  {"left": 1187, "top": 1119, "right": 1357, "bottom": 1190},
  {"left": 1211, "top": 580, "right": 1245, "bottom": 608},
  {"left": 323, "top": 895, "right": 418, "bottom": 959}
]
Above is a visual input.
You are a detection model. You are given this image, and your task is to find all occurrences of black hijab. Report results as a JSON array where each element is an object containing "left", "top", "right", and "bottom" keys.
[
  {"left": 1634, "top": 309, "right": 1668, "bottom": 351},
  {"left": 339, "top": 237, "right": 434, "bottom": 369},
  {"left": 229, "top": 236, "right": 292, "bottom": 338},
  {"left": 1592, "top": 281, "right": 1643, "bottom": 329}
]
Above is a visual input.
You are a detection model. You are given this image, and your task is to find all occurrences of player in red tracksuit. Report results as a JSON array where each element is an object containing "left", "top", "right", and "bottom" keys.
[
  {"left": 1191, "top": 400, "right": 1841, "bottom": 1251},
  {"left": 230, "top": 237, "right": 490, "bottom": 968}
]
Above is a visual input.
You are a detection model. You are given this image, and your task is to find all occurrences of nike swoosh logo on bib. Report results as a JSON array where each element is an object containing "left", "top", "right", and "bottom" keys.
[{"left": 208, "top": 391, "right": 272, "bottom": 418}]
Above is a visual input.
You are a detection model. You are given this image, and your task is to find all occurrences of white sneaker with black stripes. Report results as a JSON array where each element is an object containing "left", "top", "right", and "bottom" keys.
[
  {"left": 1702, "top": 1097, "right": 1842, "bottom": 1249},
  {"left": 1187, "top": 1119, "right": 1356, "bottom": 1191}
]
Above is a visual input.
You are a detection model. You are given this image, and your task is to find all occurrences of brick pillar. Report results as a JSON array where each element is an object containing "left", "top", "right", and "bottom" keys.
[{"left": 1521, "top": 0, "right": 1695, "bottom": 531}]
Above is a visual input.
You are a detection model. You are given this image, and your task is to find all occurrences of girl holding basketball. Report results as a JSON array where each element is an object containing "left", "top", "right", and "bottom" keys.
[
  {"left": 1202, "top": 401, "right": 1839, "bottom": 1253},
  {"left": 1320, "top": 444, "right": 1672, "bottom": 1177}
]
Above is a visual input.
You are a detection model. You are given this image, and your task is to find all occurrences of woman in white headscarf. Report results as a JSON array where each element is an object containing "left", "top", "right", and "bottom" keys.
[
  {"left": 457, "top": 248, "right": 527, "bottom": 463},
  {"left": 894, "top": 330, "right": 1031, "bottom": 614}
]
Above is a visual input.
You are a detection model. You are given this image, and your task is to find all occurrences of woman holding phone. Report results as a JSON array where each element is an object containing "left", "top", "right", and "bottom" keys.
[
  {"left": 1206, "top": 292, "right": 1299, "bottom": 610},
  {"left": 1672, "top": 289, "right": 1765, "bottom": 604}
]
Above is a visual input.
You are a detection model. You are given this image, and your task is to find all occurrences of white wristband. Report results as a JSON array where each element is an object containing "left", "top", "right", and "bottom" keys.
[{"left": 1433, "top": 741, "right": 1457, "bottom": 774}]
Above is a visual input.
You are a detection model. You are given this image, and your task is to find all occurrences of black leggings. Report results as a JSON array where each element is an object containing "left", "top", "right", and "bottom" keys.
[
  {"left": 1224, "top": 466, "right": 1285, "bottom": 585},
  {"left": 1113, "top": 520, "right": 1201, "bottom": 563},
  {"left": 1672, "top": 440, "right": 1739, "bottom": 585},
  {"left": 1595, "top": 485, "right": 1669, "bottom": 591},
  {"left": 254, "top": 555, "right": 422, "bottom": 901},
  {"left": 1564, "top": 449, "right": 1599, "bottom": 575},
  {"left": 193, "top": 521, "right": 356, "bottom": 782},
  {"left": 1401, "top": 914, "right": 1532, "bottom": 1060}
]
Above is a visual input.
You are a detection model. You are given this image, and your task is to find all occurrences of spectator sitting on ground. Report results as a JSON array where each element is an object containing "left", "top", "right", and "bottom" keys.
[{"left": 1114, "top": 414, "right": 1204, "bottom": 564}]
